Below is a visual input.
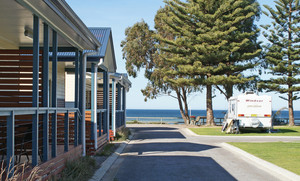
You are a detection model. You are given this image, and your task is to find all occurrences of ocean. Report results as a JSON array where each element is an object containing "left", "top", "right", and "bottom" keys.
[{"left": 126, "top": 109, "right": 300, "bottom": 125}]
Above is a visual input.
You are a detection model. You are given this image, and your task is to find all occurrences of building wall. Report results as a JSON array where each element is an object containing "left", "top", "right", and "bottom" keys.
[
  {"left": 65, "top": 72, "right": 92, "bottom": 108},
  {"left": 104, "top": 38, "right": 116, "bottom": 72},
  {"left": 65, "top": 72, "right": 75, "bottom": 107},
  {"left": 49, "top": 62, "right": 65, "bottom": 107}
]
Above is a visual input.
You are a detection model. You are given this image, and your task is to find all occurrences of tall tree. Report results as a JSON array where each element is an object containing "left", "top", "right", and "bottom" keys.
[
  {"left": 121, "top": 19, "right": 198, "bottom": 125},
  {"left": 156, "top": 0, "right": 261, "bottom": 125},
  {"left": 216, "top": 0, "right": 261, "bottom": 100},
  {"left": 259, "top": 0, "right": 300, "bottom": 126}
]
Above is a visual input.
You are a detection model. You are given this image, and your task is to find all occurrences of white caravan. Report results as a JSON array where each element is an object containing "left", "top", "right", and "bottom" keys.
[{"left": 223, "top": 92, "right": 272, "bottom": 132}]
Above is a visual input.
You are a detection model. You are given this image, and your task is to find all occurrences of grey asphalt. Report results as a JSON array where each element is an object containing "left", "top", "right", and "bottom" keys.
[{"left": 100, "top": 124, "right": 300, "bottom": 181}]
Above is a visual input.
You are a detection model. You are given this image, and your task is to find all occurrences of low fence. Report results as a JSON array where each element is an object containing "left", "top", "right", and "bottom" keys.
[
  {"left": 273, "top": 118, "right": 300, "bottom": 126},
  {"left": 0, "top": 107, "right": 82, "bottom": 179},
  {"left": 127, "top": 117, "right": 300, "bottom": 126},
  {"left": 126, "top": 117, "right": 224, "bottom": 126}
]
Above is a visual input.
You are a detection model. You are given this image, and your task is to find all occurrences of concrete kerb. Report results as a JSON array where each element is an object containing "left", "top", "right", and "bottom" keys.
[
  {"left": 180, "top": 127, "right": 199, "bottom": 137},
  {"left": 221, "top": 142, "right": 300, "bottom": 181},
  {"left": 182, "top": 127, "right": 300, "bottom": 139},
  {"left": 89, "top": 130, "right": 135, "bottom": 181}
]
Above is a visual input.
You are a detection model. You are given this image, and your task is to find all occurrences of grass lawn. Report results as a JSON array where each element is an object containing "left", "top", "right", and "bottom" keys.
[
  {"left": 189, "top": 126, "right": 300, "bottom": 136},
  {"left": 228, "top": 142, "right": 300, "bottom": 175}
]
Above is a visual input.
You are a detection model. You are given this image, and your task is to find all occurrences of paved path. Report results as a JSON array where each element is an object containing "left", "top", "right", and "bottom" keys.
[{"left": 101, "top": 124, "right": 300, "bottom": 181}]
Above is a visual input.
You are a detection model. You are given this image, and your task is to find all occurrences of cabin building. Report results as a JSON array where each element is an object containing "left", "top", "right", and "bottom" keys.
[
  {"left": 63, "top": 27, "right": 131, "bottom": 154},
  {"left": 0, "top": 0, "right": 130, "bottom": 179}
]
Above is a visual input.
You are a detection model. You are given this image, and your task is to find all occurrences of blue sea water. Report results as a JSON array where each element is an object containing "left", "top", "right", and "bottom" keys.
[
  {"left": 126, "top": 109, "right": 300, "bottom": 118},
  {"left": 126, "top": 109, "right": 300, "bottom": 124}
]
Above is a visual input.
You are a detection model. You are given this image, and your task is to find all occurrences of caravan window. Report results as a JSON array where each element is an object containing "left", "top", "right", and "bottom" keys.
[{"left": 232, "top": 103, "right": 235, "bottom": 113}]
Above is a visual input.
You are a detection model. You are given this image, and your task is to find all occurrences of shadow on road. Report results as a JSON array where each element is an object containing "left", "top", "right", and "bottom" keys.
[
  {"left": 106, "top": 126, "right": 238, "bottom": 181},
  {"left": 131, "top": 127, "right": 179, "bottom": 131},
  {"left": 131, "top": 127, "right": 186, "bottom": 139},
  {"left": 124, "top": 142, "right": 217, "bottom": 155},
  {"left": 115, "top": 155, "right": 237, "bottom": 181}
]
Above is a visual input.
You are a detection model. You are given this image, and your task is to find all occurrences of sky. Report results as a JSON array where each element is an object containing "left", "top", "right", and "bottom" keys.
[{"left": 66, "top": 0, "right": 300, "bottom": 111}]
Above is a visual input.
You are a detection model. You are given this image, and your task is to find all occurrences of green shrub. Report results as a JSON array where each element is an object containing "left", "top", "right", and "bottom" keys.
[
  {"left": 126, "top": 120, "right": 140, "bottom": 124},
  {"left": 58, "top": 156, "right": 96, "bottom": 181},
  {"left": 96, "top": 143, "right": 117, "bottom": 157},
  {"left": 115, "top": 127, "right": 131, "bottom": 141}
]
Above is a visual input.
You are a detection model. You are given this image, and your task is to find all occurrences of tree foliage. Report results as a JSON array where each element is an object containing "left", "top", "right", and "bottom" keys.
[
  {"left": 121, "top": 21, "right": 156, "bottom": 79},
  {"left": 259, "top": 0, "right": 300, "bottom": 126},
  {"left": 156, "top": 0, "right": 261, "bottom": 125},
  {"left": 121, "top": 18, "right": 199, "bottom": 125}
]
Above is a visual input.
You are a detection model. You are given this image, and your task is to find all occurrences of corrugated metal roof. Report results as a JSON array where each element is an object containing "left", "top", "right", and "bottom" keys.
[
  {"left": 57, "top": 27, "right": 111, "bottom": 58},
  {"left": 90, "top": 27, "right": 111, "bottom": 57}
]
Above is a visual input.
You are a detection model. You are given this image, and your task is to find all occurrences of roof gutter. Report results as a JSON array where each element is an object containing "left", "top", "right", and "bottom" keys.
[
  {"left": 109, "top": 72, "right": 122, "bottom": 81},
  {"left": 120, "top": 74, "right": 132, "bottom": 91},
  {"left": 110, "top": 73, "right": 132, "bottom": 90},
  {"left": 81, "top": 47, "right": 100, "bottom": 156}
]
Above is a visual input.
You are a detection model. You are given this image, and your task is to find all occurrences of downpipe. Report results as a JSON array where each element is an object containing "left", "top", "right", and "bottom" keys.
[
  {"left": 98, "top": 57, "right": 107, "bottom": 71},
  {"left": 81, "top": 48, "right": 100, "bottom": 156}
]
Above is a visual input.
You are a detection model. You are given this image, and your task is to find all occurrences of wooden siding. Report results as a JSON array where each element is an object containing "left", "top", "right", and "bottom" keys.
[
  {"left": 85, "top": 111, "right": 110, "bottom": 155},
  {"left": 97, "top": 87, "right": 119, "bottom": 110},
  {"left": 97, "top": 87, "right": 104, "bottom": 109},
  {"left": 49, "top": 113, "right": 76, "bottom": 145},
  {"left": 0, "top": 49, "right": 43, "bottom": 107}
]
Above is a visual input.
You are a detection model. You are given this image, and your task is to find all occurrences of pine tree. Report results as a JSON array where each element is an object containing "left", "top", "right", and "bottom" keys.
[
  {"left": 156, "top": 0, "right": 261, "bottom": 125},
  {"left": 215, "top": 0, "right": 261, "bottom": 100},
  {"left": 259, "top": 0, "right": 300, "bottom": 126}
]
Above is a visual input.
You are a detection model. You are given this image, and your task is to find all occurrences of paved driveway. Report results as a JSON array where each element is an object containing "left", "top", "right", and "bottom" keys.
[{"left": 102, "top": 125, "right": 299, "bottom": 181}]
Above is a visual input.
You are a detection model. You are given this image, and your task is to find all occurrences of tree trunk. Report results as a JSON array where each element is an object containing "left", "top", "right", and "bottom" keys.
[
  {"left": 288, "top": 90, "right": 295, "bottom": 126},
  {"left": 206, "top": 84, "right": 215, "bottom": 126},
  {"left": 287, "top": 3, "right": 294, "bottom": 126},
  {"left": 182, "top": 87, "right": 189, "bottom": 117},
  {"left": 176, "top": 89, "right": 190, "bottom": 125}
]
